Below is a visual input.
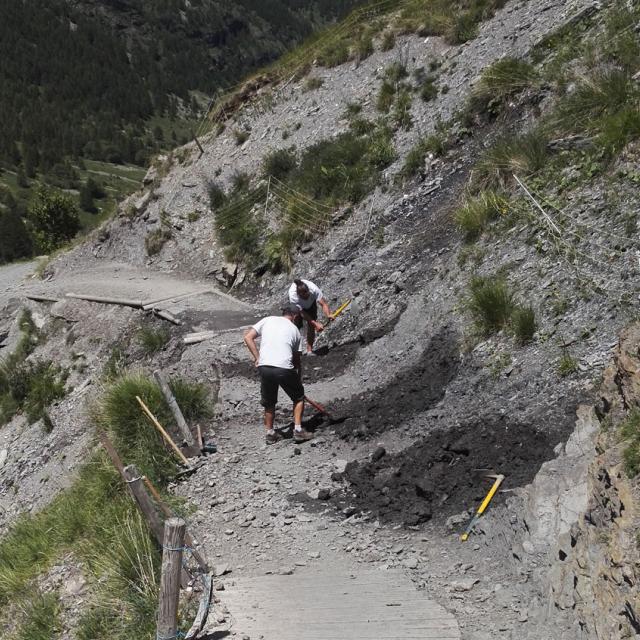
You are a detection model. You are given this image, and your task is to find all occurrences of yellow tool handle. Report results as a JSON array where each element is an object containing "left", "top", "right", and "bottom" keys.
[
  {"left": 136, "top": 395, "right": 191, "bottom": 466},
  {"left": 477, "top": 475, "right": 504, "bottom": 516},
  {"left": 328, "top": 299, "right": 351, "bottom": 323}
]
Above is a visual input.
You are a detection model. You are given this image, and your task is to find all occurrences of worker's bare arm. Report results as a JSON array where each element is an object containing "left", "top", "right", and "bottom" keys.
[{"left": 243, "top": 328, "right": 260, "bottom": 366}]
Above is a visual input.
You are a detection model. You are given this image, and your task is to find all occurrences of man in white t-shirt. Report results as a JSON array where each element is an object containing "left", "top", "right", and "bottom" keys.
[
  {"left": 243, "top": 304, "right": 314, "bottom": 445},
  {"left": 288, "top": 278, "right": 334, "bottom": 354}
]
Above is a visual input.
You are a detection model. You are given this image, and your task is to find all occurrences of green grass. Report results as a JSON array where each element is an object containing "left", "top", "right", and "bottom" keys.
[
  {"left": 454, "top": 190, "right": 508, "bottom": 241},
  {"left": 512, "top": 306, "right": 537, "bottom": 344},
  {"left": 399, "top": 134, "right": 446, "bottom": 179},
  {"left": 303, "top": 76, "right": 324, "bottom": 92},
  {"left": 13, "top": 591, "right": 62, "bottom": 640},
  {"left": 392, "top": 89, "right": 414, "bottom": 130},
  {"left": 0, "top": 310, "right": 68, "bottom": 426},
  {"left": 207, "top": 181, "right": 227, "bottom": 209},
  {"left": 473, "top": 131, "right": 549, "bottom": 190},
  {"left": 620, "top": 410, "right": 640, "bottom": 477},
  {"left": 137, "top": 326, "right": 170, "bottom": 355},
  {"left": 468, "top": 57, "right": 537, "bottom": 116},
  {"left": 466, "top": 275, "right": 514, "bottom": 335},
  {"left": 144, "top": 227, "right": 172, "bottom": 256},
  {"left": 262, "top": 148, "right": 297, "bottom": 181},
  {"left": 233, "top": 129, "right": 250, "bottom": 146},
  {"left": 557, "top": 352, "right": 578, "bottom": 377}
]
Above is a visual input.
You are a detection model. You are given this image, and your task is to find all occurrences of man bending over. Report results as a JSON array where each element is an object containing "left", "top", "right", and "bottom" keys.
[
  {"left": 243, "top": 304, "right": 314, "bottom": 445},
  {"left": 288, "top": 278, "right": 333, "bottom": 354}
]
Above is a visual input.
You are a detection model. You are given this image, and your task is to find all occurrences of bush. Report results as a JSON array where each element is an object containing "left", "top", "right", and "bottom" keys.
[
  {"left": 473, "top": 131, "right": 548, "bottom": 189},
  {"left": 207, "top": 181, "right": 226, "bottom": 209},
  {"left": 233, "top": 129, "right": 250, "bottom": 146},
  {"left": 357, "top": 33, "right": 374, "bottom": 60},
  {"left": 512, "top": 306, "right": 537, "bottom": 344},
  {"left": 420, "top": 79, "right": 438, "bottom": 102},
  {"left": 467, "top": 276, "right": 514, "bottom": 334},
  {"left": 621, "top": 410, "right": 640, "bottom": 477},
  {"left": 262, "top": 148, "right": 298, "bottom": 181},
  {"left": 317, "top": 41, "right": 349, "bottom": 67},
  {"left": 144, "top": 227, "right": 172, "bottom": 256},
  {"left": 28, "top": 186, "right": 81, "bottom": 253},
  {"left": 0, "top": 339, "right": 67, "bottom": 426},
  {"left": 557, "top": 352, "right": 578, "bottom": 377},
  {"left": 381, "top": 31, "right": 396, "bottom": 51},
  {"left": 392, "top": 89, "right": 413, "bottom": 130},
  {"left": 400, "top": 134, "right": 446, "bottom": 179},
  {"left": 231, "top": 171, "right": 251, "bottom": 194},
  {"left": 469, "top": 57, "right": 537, "bottom": 115},
  {"left": 454, "top": 191, "right": 507, "bottom": 241},
  {"left": 303, "top": 76, "right": 324, "bottom": 92},
  {"left": 137, "top": 326, "right": 170, "bottom": 354},
  {"left": 377, "top": 80, "right": 396, "bottom": 112}
]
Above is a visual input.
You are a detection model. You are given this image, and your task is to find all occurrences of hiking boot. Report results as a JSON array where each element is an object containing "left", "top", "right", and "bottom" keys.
[
  {"left": 265, "top": 431, "right": 280, "bottom": 445},
  {"left": 293, "top": 428, "right": 314, "bottom": 443}
]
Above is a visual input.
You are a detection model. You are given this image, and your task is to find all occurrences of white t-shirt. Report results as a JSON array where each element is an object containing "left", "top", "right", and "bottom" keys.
[
  {"left": 288, "top": 279, "right": 324, "bottom": 311},
  {"left": 252, "top": 316, "right": 302, "bottom": 369}
]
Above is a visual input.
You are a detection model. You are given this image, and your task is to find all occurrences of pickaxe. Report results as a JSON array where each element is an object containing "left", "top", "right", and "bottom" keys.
[
  {"left": 324, "top": 299, "right": 351, "bottom": 326},
  {"left": 460, "top": 473, "right": 505, "bottom": 541}
]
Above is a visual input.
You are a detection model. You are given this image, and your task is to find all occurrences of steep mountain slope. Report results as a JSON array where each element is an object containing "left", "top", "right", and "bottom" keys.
[{"left": 1, "top": 0, "right": 640, "bottom": 638}]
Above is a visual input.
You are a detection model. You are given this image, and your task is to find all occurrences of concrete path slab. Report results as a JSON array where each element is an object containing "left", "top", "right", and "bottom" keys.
[{"left": 218, "top": 569, "right": 460, "bottom": 640}]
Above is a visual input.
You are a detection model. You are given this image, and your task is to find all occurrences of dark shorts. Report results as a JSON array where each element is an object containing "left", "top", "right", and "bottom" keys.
[
  {"left": 259, "top": 365, "right": 305, "bottom": 409},
  {"left": 305, "top": 301, "right": 318, "bottom": 321}
]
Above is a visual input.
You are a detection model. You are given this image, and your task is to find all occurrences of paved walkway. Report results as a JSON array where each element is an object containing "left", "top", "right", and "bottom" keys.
[{"left": 218, "top": 569, "right": 460, "bottom": 640}]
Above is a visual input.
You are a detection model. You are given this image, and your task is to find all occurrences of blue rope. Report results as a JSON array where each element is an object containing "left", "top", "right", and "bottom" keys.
[{"left": 162, "top": 545, "right": 195, "bottom": 553}]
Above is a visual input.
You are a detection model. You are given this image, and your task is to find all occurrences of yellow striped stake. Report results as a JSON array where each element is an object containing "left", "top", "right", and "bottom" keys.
[{"left": 460, "top": 474, "right": 505, "bottom": 541}]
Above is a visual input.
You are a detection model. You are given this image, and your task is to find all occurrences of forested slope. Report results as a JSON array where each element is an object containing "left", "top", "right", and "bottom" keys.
[{"left": 0, "top": 0, "right": 362, "bottom": 263}]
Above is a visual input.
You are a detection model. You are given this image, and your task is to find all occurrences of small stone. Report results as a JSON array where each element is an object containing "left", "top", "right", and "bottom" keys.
[
  {"left": 372, "top": 446, "right": 386, "bottom": 462},
  {"left": 403, "top": 557, "right": 419, "bottom": 569},
  {"left": 451, "top": 578, "right": 479, "bottom": 592},
  {"left": 317, "top": 488, "right": 331, "bottom": 501},
  {"left": 293, "top": 448, "right": 302, "bottom": 456},
  {"left": 343, "top": 507, "right": 357, "bottom": 517},
  {"left": 278, "top": 566, "right": 295, "bottom": 575},
  {"left": 213, "top": 564, "right": 231, "bottom": 577}
]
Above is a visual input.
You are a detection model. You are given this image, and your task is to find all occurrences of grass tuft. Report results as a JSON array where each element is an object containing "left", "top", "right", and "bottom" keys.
[
  {"left": 400, "top": 134, "right": 446, "bottom": 179},
  {"left": 137, "top": 326, "right": 170, "bottom": 355},
  {"left": 621, "top": 410, "right": 640, "bottom": 477},
  {"left": 473, "top": 131, "right": 548, "bottom": 190},
  {"left": 303, "top": 76, "right": 324, "bottom": 92},
  {"left": 557, "top": 352, "right": 578, "bottom": 377},
  {"left": 144, "top": 227, "right": 172, "bottom": 256},
  {"left": 14, "top": 592, "right": 62, "bottom": 640},
  {"left": 512, "top": 306, "right": 537, "bottom": 344},
  {"left": 454, "top": 191, "right": 508, "bottom": 241},
  {"left": 466, "top": 276, "right": 514, "bottom": 334},
  {"left": 262, "top": 148, "right": 298, "bottom": 181}
]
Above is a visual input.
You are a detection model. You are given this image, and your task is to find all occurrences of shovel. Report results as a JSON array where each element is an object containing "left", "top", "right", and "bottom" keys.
[{"left": 304, "top": 395, "right": 345, "bottom": 424}]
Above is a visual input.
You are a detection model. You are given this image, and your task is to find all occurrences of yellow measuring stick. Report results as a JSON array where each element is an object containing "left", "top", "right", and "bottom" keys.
[{"left": 460, "top": 474, "right": 505, "bottom": 542}]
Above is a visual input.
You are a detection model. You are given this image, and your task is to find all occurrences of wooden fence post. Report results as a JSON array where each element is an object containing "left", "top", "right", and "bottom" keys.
[
  {"left": 157, "top": 518, "right": 186, "bottom": 640},
  {"left": 153, "top": 370, "right": 195, "bottom": 447},
  {"left": 123, "top": 464, "right": 165, "bottom": 545}
]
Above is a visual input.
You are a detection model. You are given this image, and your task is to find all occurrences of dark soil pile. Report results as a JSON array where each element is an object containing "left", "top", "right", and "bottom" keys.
[
  {"left": 338, "top": 415, "right": 561, "bottom": 525},
  {"left": 331, "top": 326, "right": 460, "bottom": 438},
  {"left": 220, "top": 341, "right": 359, "bottom": 383}
]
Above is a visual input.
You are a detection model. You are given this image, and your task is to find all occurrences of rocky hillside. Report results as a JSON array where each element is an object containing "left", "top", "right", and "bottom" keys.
[{"left": 1, "top": 0, "right": 640, "bottom": 638}]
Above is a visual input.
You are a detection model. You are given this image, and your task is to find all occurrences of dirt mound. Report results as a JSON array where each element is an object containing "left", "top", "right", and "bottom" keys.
[
  {"left": 339, "top": 416, "right": 561, "bottom": 525},
  {"left": 331, "top": 326, "right": 460, "bottom": 438},
  {"left": 220, "top": 342, "right": 359, "bottom": 383}
]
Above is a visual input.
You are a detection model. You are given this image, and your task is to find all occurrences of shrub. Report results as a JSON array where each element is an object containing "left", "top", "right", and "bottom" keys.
[
  {"left": 28, "top": 186, "right": 81, "bottom": 254},
  {"left": 303, "top": 76, "right": 324, "bottom": 92},
  {"left": 512, "top": 306, "right": 537, "bottom": 344},
  {"left": 144, "top": 227, "right": 172, "bottom": 256},
  {"left": 207, "top": 181, "right": 226, "bottom": 209},
  {"left": 317, "top": 41, "right": 349, "bottom": 67},
  {"left": 377, "top": 80, "right": 396, "bottom": 112},
  {"left": 262, "top": 148, "right": 298, "bottom": 181},
  {"left": 384, "top": 62, "right": 408, "bottom": 84},
  {"left": 231, "top": 171, "right": 251, "bottom": 194},
  {"left": 469, "top": 57, "right": 537, "bottom": 115},
  {"left": 557, "top": 352, "right": 578, "bottom": 377},
  {"left": 137, "top": 326, "right": 170, "bottom": 354},
  {"left": 393, "top": 89, "right": 414, "bottom": 130},
  {"left": 233, "top": 129, "right": 250, "bottom": 146},
  {"left": 473, "top": 131, "right": 548, "bottom": 189},
  {"left": 420, "top": 79, "right": 438, "bottom": 102},
  {"left": 400, "top": 134, "right": 446, "bottom": 178},
  {"left": 381, "top": 31, "right": 396, "bottom": 51},
  {"left": 454, "top": 191, "right": 507, "bottom": 240},
  {"left": 344, "top": 101, "right": 363, "bottom": 118},
  {"left": 187, "top": 211, "right": 200, "bottom": 222},
  {"left": 621, "top": 410, "right": 640, "bottom": 476},
  {"left": 467, "top": 275, "right": 514, "bottom": 334},
  {"left": 357, "top": 33, "right": 374, "bottom": 60}
]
